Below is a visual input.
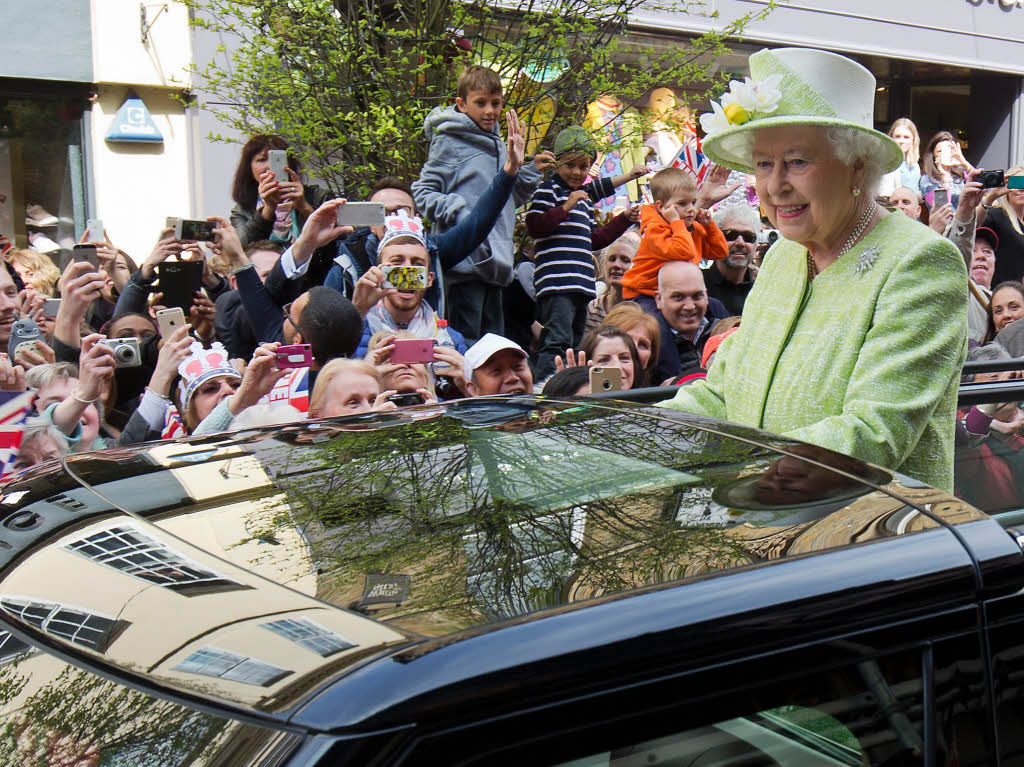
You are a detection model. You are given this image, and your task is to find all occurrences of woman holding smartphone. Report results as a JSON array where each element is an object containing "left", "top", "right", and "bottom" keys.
[
  {"left": 979, "top": 164, "right": 1024, "bottom": 285},
  {"left": 919, "top": 130, "right": 974, "bottom": 212},
  {"left": 229, "top": 135, "right": 334, "bottom": 247}
]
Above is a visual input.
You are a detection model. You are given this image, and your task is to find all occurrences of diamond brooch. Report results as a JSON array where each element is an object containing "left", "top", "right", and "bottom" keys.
[{"left": 855, "top": 246, "right": 880, "bottom": 275}]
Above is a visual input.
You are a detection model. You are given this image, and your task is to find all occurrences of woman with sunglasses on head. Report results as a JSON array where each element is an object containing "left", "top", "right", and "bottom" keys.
[{"left": 705, "top": 204, "right": 760, "bottom": 316}]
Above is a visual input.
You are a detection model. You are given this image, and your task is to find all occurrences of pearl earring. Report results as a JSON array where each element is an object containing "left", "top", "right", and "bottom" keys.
[{"left": 852, "top": 188, "right": 862, "bottom": 197}]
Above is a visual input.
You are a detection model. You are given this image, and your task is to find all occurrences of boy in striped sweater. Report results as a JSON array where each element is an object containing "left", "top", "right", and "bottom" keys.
[{"left": 526, "top": 127, "right": 639, "bottom": 381}]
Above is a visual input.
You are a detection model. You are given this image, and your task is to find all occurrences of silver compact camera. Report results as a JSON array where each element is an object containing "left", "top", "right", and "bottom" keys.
[{"left": 99, "top": 337, "right": 141, "bottom": 368}]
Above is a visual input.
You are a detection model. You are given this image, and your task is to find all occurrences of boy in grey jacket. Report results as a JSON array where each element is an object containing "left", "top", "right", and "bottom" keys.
[{"left": 412, "top": 65, "right": 554, "bottom": 343}]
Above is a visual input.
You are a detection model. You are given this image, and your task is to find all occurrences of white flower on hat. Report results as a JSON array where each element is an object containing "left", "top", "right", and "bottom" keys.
[
  {"left": 700, "top": 74, "right": 783, "bottom": 137},
  {"left": 699, "top": 101, "right": 732, "bottom": 136}
]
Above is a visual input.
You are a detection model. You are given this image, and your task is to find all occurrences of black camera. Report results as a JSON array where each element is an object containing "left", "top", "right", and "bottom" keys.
[{"left": 979, "top": 170, "right": 1006, "bottom": 189}]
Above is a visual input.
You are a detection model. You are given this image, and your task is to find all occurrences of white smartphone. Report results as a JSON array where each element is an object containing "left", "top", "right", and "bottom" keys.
[
  {"left": 156, "top": 307, "right": 187, "bottom": 338},
  {"left": 86, "top": 218, "right": 104, "bottom": 242},
  {"left": 336, "top": 201, "right": 386, "bottom": 227},
  {"left": 268, "top": 149, "right": 289, "bottom": 184}
]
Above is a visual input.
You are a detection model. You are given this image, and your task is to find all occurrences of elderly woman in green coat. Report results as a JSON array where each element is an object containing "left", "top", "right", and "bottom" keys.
[{"left": 660, "top": 47, "right": 967, "bottom": 492}]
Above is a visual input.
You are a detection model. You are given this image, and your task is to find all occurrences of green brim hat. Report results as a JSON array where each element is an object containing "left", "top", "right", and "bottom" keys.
[
  {"left": 553, "top": 126, "right": 595, "bottom": 160},
  {"left": 700, "top": 47, "right": 903, "bottom": 175}
]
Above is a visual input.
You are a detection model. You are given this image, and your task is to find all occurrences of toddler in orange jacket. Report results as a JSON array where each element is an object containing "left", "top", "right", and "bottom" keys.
[{"left": 621, "top": 167, "right": 727, "bottom": 299}]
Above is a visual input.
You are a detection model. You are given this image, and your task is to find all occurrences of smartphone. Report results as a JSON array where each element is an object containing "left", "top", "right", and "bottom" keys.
[
  {"left": 155, "top": 307, "right": 186, "bottom": 338},
  {"left": 275, "top": 343, "right": 313, "bottom": 369},
  {"left": 41, "top": 298, "right": 61, "bottom": 317},
  {"left": 7, "top": 318, "right": 40, "bottom": 359},
  {"left": 1008, "top": 175, "right": 1024, "bottom": 190},
  {"left": 590, "top": 366, "right": 623, "bottom": 394},
  {"left": 336, "top": 201, "right": 386, "bottom": 228},
  {"left": 175, "top": 218, "right": 216, "bottom": 242},
  {"left": 268, "top": 149, "right": 289, "bottom": 184},
  {"left": 388, "top": 392, "right": 425, "bottom": 407},
  {"left": 85, "top": 218, "right": 104, "bottom": 242},
  {"left": 72, "top": 244, "right": 99, "bottom": 268},
  {"left": 381, "top": 265, "right": 428, "bottom": 291},
  {"left": 390, "top": 338, "right": 436, "bottom": 364},
  {"left": 165, "top": 216, "right": 179, "bottom": 231},
  {"left": 157, "top": 260, "right": 205, "bottom": 313},
  {"left": 932, "top": 188, "right": 950, "bottom": 211},
  {"left": 978, "top": 170, "right": 1005, "bottom": 189}
]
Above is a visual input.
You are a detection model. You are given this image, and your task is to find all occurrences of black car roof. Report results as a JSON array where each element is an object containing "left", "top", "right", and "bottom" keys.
[{"left": 0, "top": 396, "right": 997, "bottom": 725}]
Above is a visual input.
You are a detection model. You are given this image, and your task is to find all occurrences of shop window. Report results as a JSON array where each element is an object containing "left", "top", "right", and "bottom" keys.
[
  {"left": 64, "top": 524, "right": 250, "bottom": 596},
  {"left": 174, "top": 646, "right": 291, "bottom": 687},
  {"left": 0, "top": 86, "right": 90, "bottom": 255}
]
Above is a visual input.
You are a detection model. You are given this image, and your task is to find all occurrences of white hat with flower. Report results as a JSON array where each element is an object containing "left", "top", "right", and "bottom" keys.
[{"left": 699, "top": 47, "right": 902, "bottom": 175}]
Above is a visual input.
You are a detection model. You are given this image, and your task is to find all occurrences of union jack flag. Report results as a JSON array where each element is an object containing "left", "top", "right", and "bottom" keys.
[
  {"left": 260, "top": 367, "right": 310, "bottom": 414},
  {"left": 671, "top": 136, "right": 710, "bottom": 187},
  {"left": 0, "top": 391, "right": 32, "bottom": 478},
  {"left": 162, "top": 406, "right": 185, "bottom": 440}
]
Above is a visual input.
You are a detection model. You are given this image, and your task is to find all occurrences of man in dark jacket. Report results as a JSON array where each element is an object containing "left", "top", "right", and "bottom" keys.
[
  {"left": 651, "top": 261, "right": 728, "bottom": 383},
  {"left": 706, "top": 205, "right": 758, "bottom": 316}
]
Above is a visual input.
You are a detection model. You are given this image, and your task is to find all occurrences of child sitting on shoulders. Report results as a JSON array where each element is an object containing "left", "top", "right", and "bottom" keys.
[{"left": 621, "top": 167, "right": 727, "bottom": 310}]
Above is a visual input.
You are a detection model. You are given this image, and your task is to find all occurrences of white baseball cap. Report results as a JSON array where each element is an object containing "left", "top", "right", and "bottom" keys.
[{"left": 463, "top": 333, "right": 527, "bottom": 381}]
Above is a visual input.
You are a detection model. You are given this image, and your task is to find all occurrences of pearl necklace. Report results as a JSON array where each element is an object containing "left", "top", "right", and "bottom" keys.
[{"left": 807, "top": 201, "right": 875, "bottom": 282}]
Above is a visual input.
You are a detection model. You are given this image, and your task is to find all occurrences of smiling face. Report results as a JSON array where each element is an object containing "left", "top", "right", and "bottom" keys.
[
  {"left": 589, "top": 337, "right": 635, "bottom": 390},
  {"left": 624, "top": 326, "right": 654, "bottom": 370},
  {"left": 752, "top": 125, "right": 862, "bottom": 255},
  {"left": 992, "top": 285, "right": 1024, "bottom": 333},
  {"left": 379, "top": 241, "right": 433, "bottom": 316},
  {"left": 0, "top": 267, "right": 18, "bottom": 347},
  {"left": 557, "top": 154, "right": 592, "bottom": 190},
  {"left": 456, "top": 88, "right": 503, "bottom": 133},
  {"left": 971, "top": 240, "right": 996, "bottom": 289},
  {"left": 468, "top": 349, "right": 533, "bottom": 396},
  {"left": 655, "top": 261, "right": 708, "bottom": 338},
  {"left": 602, "top": 241, "right": 635, "bottom": 287},
  {"left": 717, "top": 215, "right": 757, "bottom": 269}
]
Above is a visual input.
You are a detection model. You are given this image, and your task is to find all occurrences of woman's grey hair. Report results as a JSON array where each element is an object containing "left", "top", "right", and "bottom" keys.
[
  {"left": 597, "top": 229, "right": 640, "bottom": 261},
  {"left": 962, "top": 343, "right": 1011, "bottom": 383},
  {"left": 712, "top": 204, "right": 761, "bottom": 234},
  {"left": 20, "top": 417, "right": 70, "bottom": 455},
  {"left": 825, "top": 126, "right": 887, "bottom": 198},
  {"left": 25, "top": 362, "right": 79, "bottom": 392}
]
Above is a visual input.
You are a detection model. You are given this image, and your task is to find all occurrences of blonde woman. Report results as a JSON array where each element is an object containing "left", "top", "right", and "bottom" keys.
[
  {"left": 979, "top": 164, "right": 1024, "bottom": 285},
  {"left": 309, "top": 358, "right": 394, "bottom": 417},
  {"left": 878, "top": 118, "right": 921, "bottom": 196},
  {"left": 585, "top": 230, "right": 640, "bottom": 334},
  {"left": 8, "top": 249, "right": 60, "bottom": 296}
]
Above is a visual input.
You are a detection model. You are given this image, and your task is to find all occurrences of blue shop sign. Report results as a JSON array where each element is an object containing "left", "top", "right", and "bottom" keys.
[{"left": 106, "top": 97, "right": 163, "bottom": 143}]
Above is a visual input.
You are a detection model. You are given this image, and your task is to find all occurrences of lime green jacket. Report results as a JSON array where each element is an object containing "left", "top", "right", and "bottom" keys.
[{"left": 660, "top": 212, "right": 968, "bottom": 492}]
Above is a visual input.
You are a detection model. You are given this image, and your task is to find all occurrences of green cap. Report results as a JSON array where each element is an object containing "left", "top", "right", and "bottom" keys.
[{"left": 553, "top": 126, "right": 595, "bottom": 161}]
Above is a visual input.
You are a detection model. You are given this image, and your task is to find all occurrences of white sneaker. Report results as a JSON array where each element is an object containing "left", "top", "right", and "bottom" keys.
[
  {"left": 25, "top": 204, "right": 58, "bottom": 227},
  {"left": 28, "top": 231, "right": 60, "bottom": 253}
]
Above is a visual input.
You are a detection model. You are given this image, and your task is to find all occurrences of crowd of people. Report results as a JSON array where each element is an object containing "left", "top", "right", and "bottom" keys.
[{"left": 2, "top": 50, "right": 1023, "bottom": 507}]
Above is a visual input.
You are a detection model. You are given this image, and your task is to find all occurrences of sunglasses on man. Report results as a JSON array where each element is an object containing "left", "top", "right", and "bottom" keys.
[{"left": 722, "top": 229, "right": 757, "bottom": 244}]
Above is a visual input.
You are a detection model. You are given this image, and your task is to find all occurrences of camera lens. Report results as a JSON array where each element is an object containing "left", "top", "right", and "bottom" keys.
[
  {"left": 602, "top": 379, "right": 612, "bottom": 390},
  {"left": 115, "top": 345, "right": 136, "bottom": 364}
]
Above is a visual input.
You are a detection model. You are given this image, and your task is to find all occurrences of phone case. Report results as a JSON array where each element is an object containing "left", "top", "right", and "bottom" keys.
[
  {"left": 156, "top": 308, "right": 186, "bottom": 338},
  {"left": 589, "top": 366, "right": 623, "bottom": 394},
  {"left": 382, "top": 266, "right": 428, "bottom": 290},
  {"left": 390, "top": 338, "right": 436, "bottom": 364},
  {"left": 268, "top": 150, "right": 289, "bottom": 184},
  {"left": 336, "top": 202, "right": 386, "bottom": 228},
  {"left": 275, "top": 344, "right": 313, "bottom": 369},
  {"left": 157, "top": 261, "right": 205, "bottom": 313},
  {"left": 86, "top": 219, "right": 104, "bottom": 242}
]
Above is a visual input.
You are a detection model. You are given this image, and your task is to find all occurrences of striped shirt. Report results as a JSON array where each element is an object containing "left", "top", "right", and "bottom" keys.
[{"left": 526, "top": 177, "right": 626, "bottom": 299}]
